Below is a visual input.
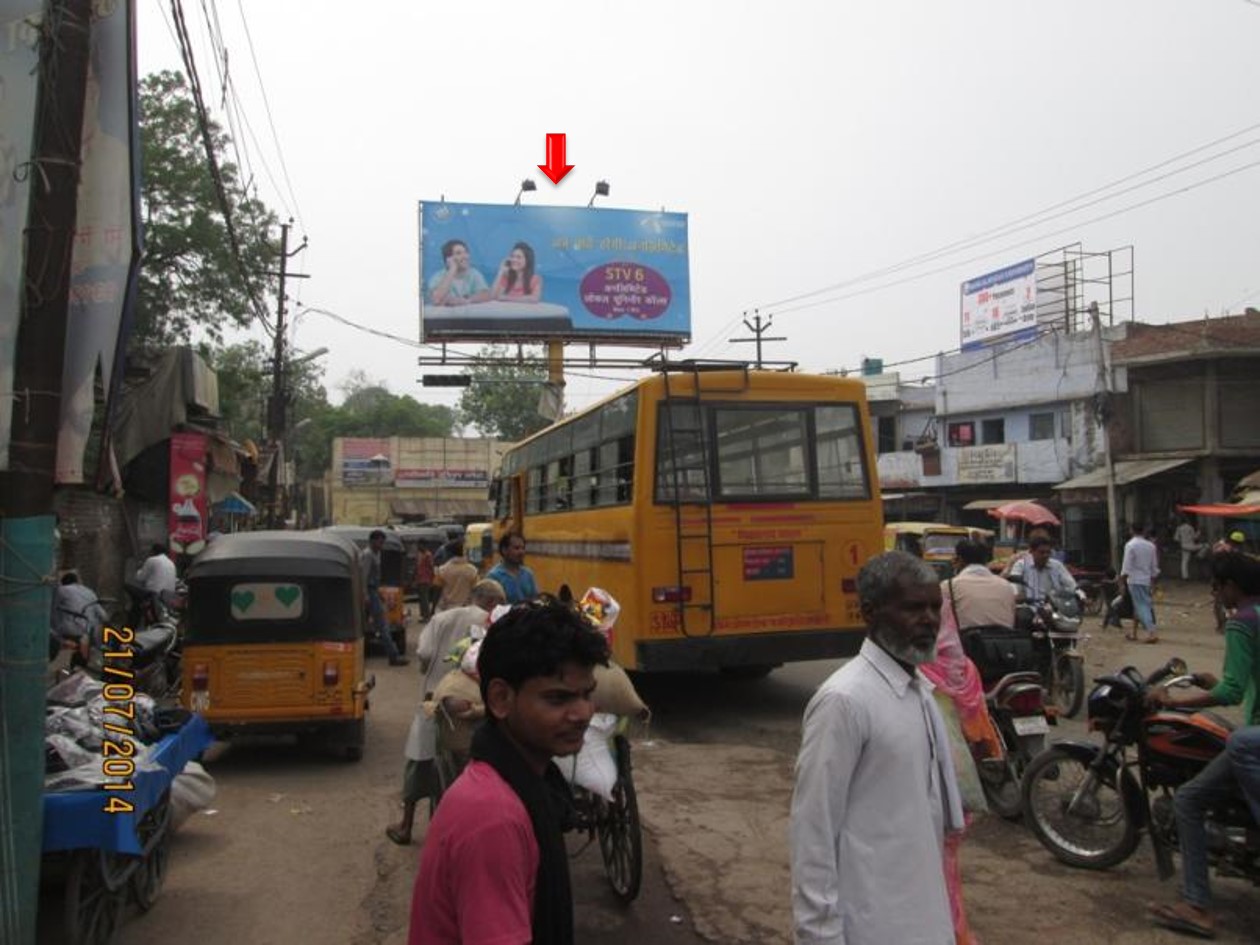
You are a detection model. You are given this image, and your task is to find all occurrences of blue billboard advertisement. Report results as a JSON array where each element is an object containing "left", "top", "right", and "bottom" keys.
[{"left": 419, "top": 201, "right": 690, "bottom": 344}]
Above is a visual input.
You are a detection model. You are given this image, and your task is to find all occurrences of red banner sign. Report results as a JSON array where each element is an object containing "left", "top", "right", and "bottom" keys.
[{"left": 169, "top": 431, "right": 208, "bottom": 554}]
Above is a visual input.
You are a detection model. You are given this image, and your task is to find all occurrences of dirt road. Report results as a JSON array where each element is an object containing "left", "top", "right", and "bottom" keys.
[
  {"left": 41, "top": 581, "right": 1260, "bottom": 944},
  {"left": 633, "top": 581, "right": 1260, "bottom": 944}
]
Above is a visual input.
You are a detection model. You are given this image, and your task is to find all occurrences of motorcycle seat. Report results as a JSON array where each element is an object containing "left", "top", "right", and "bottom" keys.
[{"left": 133, "top": 624, "right": 176, "bottom": 661}]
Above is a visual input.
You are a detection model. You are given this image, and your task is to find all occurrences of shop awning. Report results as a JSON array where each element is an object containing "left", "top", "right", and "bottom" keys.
[
  {"left": 1177, "top": 502, "right": 1260, "bottom": 518},
  {"left": 962, "top": 499, "right": 1016, "bottom": 511},
  {"left": 1053, "top": 458, "right": 1193, "bottom": 491},
  {"left": 213, "top": 492, "right": 256, "bottom": 516}
]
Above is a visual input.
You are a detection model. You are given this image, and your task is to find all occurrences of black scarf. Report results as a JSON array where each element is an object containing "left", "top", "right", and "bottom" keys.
[{"left": 469, "top": 720, "right": 575, "bottom": 945}]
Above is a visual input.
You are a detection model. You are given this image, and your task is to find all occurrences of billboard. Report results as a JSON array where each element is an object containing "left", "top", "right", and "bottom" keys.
[
  {"left": 419, "top": 201, "right": 690, "bottom": 344},
  {"left": 960, "top": 258, "right": 1037, "bottom": 350}
]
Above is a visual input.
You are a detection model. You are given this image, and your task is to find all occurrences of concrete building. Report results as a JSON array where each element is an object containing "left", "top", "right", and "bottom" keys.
[
  {"left": 1056, "top": 309, "right": 1260, "bottom": 553},
  {"left": 867, "top": 325, "right": 1119, "bottom": 554},
  {"left": 321, "top": 435, "right": 508, "bottom": 526}
]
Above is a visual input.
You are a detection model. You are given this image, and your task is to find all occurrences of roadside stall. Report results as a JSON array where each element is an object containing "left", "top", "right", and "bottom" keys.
[{"left": 41, "top": 669, "right": 212, "bottom": 945}]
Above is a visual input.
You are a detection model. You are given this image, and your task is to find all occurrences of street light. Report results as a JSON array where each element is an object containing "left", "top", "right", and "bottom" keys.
[
  {"left": 514, "top": 179, "right": 537, "bottom": 206},
  {"left": 290, "top": 346, "right": 329, "bottom": 366},
  {"left": 587, "top": 180, "right": 610, "bottom": 208}
]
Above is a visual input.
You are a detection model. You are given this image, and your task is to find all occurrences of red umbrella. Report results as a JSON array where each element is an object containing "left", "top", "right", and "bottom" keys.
[{"left": 987, "top": 501, "right": 1060, "bottom": 527}]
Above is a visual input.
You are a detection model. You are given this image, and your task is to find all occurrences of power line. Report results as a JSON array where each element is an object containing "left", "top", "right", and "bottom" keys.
[
  {"left": 235, "top": 0, "right": 305, "bottom": 233},
  {"left": 170, "top": 0, "right": 274, "bottom": 337},
  {"left": 773, "top": 156, "right": 1260, "bottom": 319},
  {"left": 758, "top": 119, "right": 1260, "bottom": 312}
]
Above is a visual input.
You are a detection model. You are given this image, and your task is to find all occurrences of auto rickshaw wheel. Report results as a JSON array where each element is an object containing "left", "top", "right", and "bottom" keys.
[
  {"left": 64, "top": 848, "right": 129, "bottom": 945},
  {"left": 342, "top": 718, "right": 366, "bottom": 762}
]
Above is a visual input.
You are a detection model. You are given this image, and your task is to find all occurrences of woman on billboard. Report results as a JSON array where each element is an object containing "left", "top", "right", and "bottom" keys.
[{"left": 490, "top": 241, "right": 543, "bottom": 302}]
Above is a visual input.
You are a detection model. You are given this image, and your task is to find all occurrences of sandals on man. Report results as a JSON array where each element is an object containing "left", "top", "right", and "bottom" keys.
[
  {"left": 385, "top": 825, "right": 412, "bottom": 846},
  {"left": 1149, "top": 901, "right": 1215, "bottom": 939}
]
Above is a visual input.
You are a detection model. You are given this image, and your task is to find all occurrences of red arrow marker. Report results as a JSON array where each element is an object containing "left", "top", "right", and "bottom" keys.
[{"left": 538, "top": 133, "right": 575, "bottom": 184}]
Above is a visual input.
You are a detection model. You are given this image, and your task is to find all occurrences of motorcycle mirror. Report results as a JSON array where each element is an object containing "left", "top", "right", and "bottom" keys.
[{"left": 1166, "top": 657, "right": 1188, "bottom": 676}]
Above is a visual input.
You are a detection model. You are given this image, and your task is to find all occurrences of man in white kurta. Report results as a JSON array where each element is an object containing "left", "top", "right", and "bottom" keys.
[
  {"left": 791, "top": 552, "right": 962, "bottom": 945},
  {"left": 385, "top": 579, "right": 505, "bottom": 844}
]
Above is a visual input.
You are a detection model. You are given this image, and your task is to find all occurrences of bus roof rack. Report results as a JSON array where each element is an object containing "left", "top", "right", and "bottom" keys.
[{"left": 643, "top": 356, "right": 798, "bottom": 373}]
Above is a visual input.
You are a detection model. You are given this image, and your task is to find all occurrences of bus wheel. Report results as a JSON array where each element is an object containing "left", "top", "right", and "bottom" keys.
[{"left": 719, "top": 664, "right": 775, "bottom": 680}]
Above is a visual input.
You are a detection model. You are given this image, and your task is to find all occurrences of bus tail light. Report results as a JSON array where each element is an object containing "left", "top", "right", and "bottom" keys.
[
  {"left": 652, "top": 586, "right": 692, "bottom": 604},
  {"left": 323, "top": 661, "right": 340, "bottom": 686}
]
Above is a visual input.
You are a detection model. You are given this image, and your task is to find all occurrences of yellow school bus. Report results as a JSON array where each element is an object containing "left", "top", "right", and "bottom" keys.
[{"left": 491, "top": 366, "right": 883, "bottom": 675}]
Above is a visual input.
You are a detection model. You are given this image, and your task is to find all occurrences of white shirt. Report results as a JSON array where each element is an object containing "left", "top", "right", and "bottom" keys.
[
  {"left": 404, "top": 604, "right": 488, "bottom": 761},
  {"left": 135, "top": 553, "right": 177, "bottom": 596},
  {"left": 790, "top": 638, "right": 956, "bottom": 945},
  {"left": 1175, "top": 523, "right": 1200, "bottom": 551},
  {"left": 1121, "top": 535, "right": 1160, "bottom": 586},
  {"left": 1007, "top": 554, "right": 1077, "bottom": 603}
]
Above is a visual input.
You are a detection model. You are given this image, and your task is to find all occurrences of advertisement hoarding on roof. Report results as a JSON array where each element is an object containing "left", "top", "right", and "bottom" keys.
[
  {"left": 419, "top": 201, "right": 690, "bottom": 345},
  {"left": 960, "top": 259, "right": 1037, "bottom": 351}
]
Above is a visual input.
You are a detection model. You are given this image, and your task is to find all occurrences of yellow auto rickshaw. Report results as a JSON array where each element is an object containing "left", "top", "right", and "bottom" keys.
[
  {"left": 883, "top": 522, "right": 986, "bottom": 581},
  {"left": 322, "top": 525, "right": 408, "bottom": 655},
  {"left": 181, "top": 531, "right": 374, "bottom": 760},
  {"left": 464, "top": 521, "right": 496, "bottom": 575}
]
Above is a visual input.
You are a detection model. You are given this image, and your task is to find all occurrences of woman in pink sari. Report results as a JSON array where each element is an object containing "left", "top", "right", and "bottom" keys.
[
  {"left": 921, "top": 585, "right": 1004, "bottom": 945},
  {"left": 490, "top": 241, "right": 543, "bottom": 302}
]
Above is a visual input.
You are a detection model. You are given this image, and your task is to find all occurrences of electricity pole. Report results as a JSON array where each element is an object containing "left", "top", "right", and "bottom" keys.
[
  {"left": 0, "top": 3, "right": 92, "bottom": 941},
  {"left": 265, "top": 221, "right": 307, "bottom": 527},
  {"left": 729, "top": 310, "right": 786, "bottom": 368}
]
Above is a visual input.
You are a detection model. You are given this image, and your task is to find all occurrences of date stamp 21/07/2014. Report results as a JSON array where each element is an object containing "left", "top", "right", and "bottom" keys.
[{"left": 98, "top": 625, "right": 138, "bottom": 814}]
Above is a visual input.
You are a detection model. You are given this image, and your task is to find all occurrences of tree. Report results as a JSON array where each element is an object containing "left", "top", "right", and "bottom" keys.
[
  {"left": 135, "top": 71, "right": 279, "bottom": 350},
  {"left": 294, "top": 384, "right": 456, "bottom": 481},
  {"left": 457, "top": 346, "right": 552, "bottom": 441},
  {"left": 204, "top": 340, "right": 329, "bottom": 450}
]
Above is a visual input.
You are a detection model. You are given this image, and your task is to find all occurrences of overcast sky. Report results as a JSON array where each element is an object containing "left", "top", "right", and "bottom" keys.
[{"left": 137, "top": 0, "right": 1260, "bottom": 415}]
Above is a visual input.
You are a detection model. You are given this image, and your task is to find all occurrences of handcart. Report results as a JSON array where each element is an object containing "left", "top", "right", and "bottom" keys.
[{"left": 42, "top": 714, "right": 213, "bottom": 945}]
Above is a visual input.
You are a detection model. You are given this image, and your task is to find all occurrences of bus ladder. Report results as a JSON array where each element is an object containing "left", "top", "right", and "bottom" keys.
[{"left": 658, "top": 362, "right": 748, "bottom": 637}]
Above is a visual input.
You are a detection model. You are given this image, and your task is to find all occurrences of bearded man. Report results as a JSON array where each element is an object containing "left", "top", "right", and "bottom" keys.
[{"left": 790, "top": 551, "right": 962, "bottom": 945}]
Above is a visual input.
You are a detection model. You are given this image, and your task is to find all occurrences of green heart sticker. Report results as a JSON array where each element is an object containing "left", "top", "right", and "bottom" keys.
[
  {"left": 274, "top": 585, "right": 300, "bottom": 608},
  {"left": 231, "top": 590, "right": 256, "bottom": 614}
]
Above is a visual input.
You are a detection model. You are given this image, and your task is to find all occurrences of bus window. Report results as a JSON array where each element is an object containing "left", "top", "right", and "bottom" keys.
[
  {"left": 815, "top": 404, "right": 870, "bottom": 499},
  {"left": 714, "top": 407, "right": 811, "bottom": 499},
  {"left": 595, "top": 436, "right": 634, "bottom": 506},
  {"left": 571, "top": 449, "right": 594, "bottom": 509},
  {"left": 655, "top": 403, "right": 709, "bottom": 503},
  {"left": 526, "top": 466, "right": 544, "bottom": 513}
]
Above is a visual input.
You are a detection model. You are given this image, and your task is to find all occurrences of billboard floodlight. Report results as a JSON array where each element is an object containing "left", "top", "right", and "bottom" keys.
[
  {"left": 587, "top": 180, "right": 610, "bottom": 208},
  {"left": 514, "top": 179, "right": 537, "bottom": 206}
]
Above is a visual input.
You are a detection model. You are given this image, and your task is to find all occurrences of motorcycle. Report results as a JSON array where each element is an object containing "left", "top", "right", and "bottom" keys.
[
  {"left": 1014, "top": 585, "right": 1087, "bottom": 718},
  {"left": 63, "top": 585, "right": 183, "bottom": 702},
  {"left": 1021, "top": 658, "right": 1260, "bottom": 880},
  {"left": 961, "top": 623, "right": 1055, "bottom": 819}
]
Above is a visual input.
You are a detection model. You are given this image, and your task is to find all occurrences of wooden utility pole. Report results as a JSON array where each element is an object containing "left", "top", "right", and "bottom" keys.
[
  {"left": 729, "top": 310, "right": 786, "bottom": 368},
  {"left": 265, "top": 221, "right": 307, "bottom": 527},
  {"left": 0, "top": 3, "right": 92, "bottom": 941}
]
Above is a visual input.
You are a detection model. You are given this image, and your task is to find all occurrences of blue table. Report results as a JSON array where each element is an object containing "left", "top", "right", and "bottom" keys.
[{"left": 43, "top": 714, "right": 212, "bottom": 855}]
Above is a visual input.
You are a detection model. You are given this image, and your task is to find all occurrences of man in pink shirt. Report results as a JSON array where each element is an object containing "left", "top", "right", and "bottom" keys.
[{"left": 408, "top": 600, "right": 609, "bottom": 945}]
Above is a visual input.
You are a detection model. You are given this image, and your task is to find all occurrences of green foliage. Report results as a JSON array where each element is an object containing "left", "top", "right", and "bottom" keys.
[
  {"left": 457, "top": 346, "right": 551, "bottom": 441},
  {"left": 203, "top": 340, "right": 329, "bottom": 452},
  {"left": 136, "top": 71, "right": 279, "bottom": 350},
  {"left": 295, "top": 383, "right": 456, "bottom": 481}
]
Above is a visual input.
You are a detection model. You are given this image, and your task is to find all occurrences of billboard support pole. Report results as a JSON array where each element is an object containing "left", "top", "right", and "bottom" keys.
[{"left": 1090, "top": 302, "right": 1120, "bottom": 570}]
